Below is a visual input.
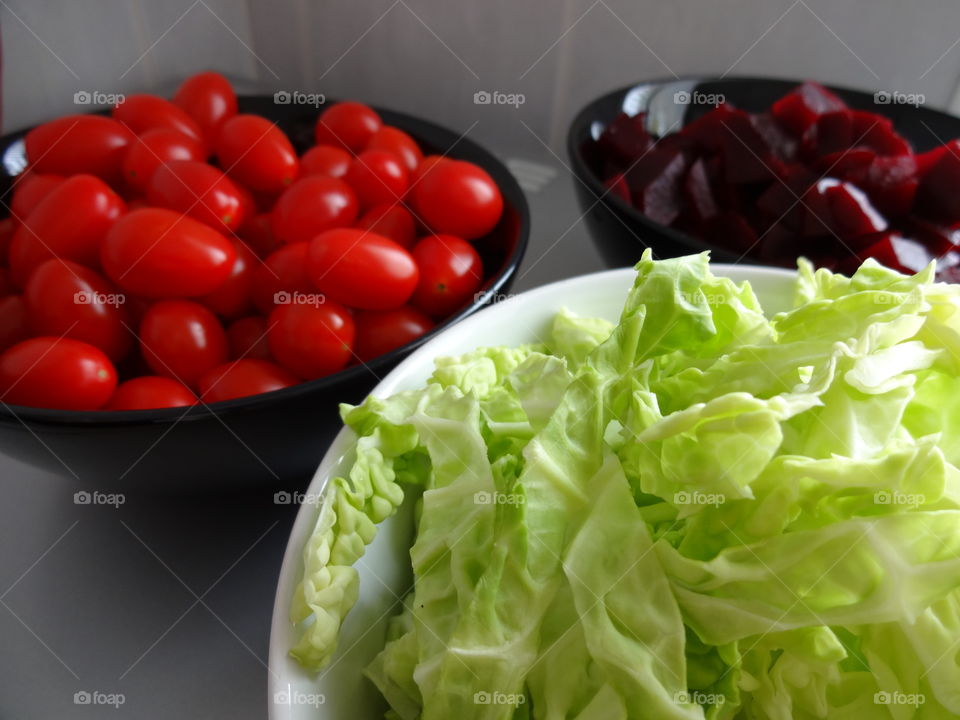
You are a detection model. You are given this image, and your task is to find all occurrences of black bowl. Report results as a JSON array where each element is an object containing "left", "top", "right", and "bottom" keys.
[
  {"left": 568, "top": 76, "right": 960, "bottom": 267},
  {"left": 0, "top": 96, "right": 529, "bottom": 492}
]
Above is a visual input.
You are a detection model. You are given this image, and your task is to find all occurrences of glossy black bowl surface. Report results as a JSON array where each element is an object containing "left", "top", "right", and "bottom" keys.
[
  {"left": 568, "top": 76, "right": 960, "bottom": 267},
  {"left": 0, "top": 96, "right": 529, "bottom": 492}
]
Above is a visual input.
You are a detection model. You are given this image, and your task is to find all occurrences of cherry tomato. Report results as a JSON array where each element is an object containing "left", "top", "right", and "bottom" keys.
[
  {"left": 112, "top": 94, "right": 203, "bottom": 144},
  {"left": 198, "top": 359, "right": 297, "bottom": 402},
  {"left": 0, "top": 337, "right": 117, "bottom": 410},
  {"left": 172, "top": 71, "right": 238, "bottom": 146},
  {"left": 101, "top": 208, "right": 236, "bottom": 298},
  {"left": 345, "top": 150, "right": 409, "bottom": 209},
  {"left": 237, "top": 213, "right": 278, "bottom": 258},
  {"left": 409, "top": 155, "right": 447, "bottom": 188},
  {"left": 300, "top": 145, "right": 352, "bottom": 178},
  {"left": 354, "top": 306, "right": 434, "bottom": 362},
  {"left": 198, "top": 241, "right": 256, "bottom": 319},
  {"left": 106, "top": 376, "right": 196, "bottom": 410},
  {"left": 410, "top": 234, "right": 484, "bottom": 317},
  {"left": 314, "top": 101, "right": 381, "bottom": 152},
  {"left": 9, "top": 174, "right": 125, "bottom": 286},
  {"left": 0, "top": 296, "right": 29, "bottom": 352},
  {"left": 139, "top": 300, "right": 227, "bottom": 388},
  {"left": 25, "top": 259, "right": 131, "bottom": 361},
  {"left": 250, "top": 242, "right": 315, "bottom": 314},
  {"left": 25, "top": 115, "right": 134, "bottom": 180},
  {"left": 367, "top": 126, "right": 422, "bottom": 172},
  {"left": 411, "top": 160, "right": 503, "bottom": 239},
  {"left": 270, "top": 176, "right": 358, "bottom": 245},
  {"left": 268, "top": 301, "right": 354, "bottom": 379},
  {"left": 146, "top": 160, "right": 246, "bottom": 232},
  {"left": 11, "top": 172, "right": 64, "bottom": 220},
  {"left": 226, "top": 316, "right": 272, "bottom": 360},
  {"left": 307, "top": 228, "right": 418, "bottom": 310},
  {"left": 215, "top": 115, "right": 298, "bottom": 194},
  {"left": 122, "top": 128, "right": 205, "bottom": 194},
  {"left": 354, "top": 203, "right": 416, "bottom": 248},
  {"left": 0, "top": 218, "right": 15, "bottom": 264}
]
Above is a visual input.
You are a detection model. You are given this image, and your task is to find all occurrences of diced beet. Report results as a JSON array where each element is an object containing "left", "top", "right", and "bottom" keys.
[
  {"left": 756, "top": 164, "right": 817, "bottom": 230},
  {"left": 756, "top": 222, "right": 797, "bottom": 265},
  {"left": 771, "top": 82, "right": 847, "bottom": 137},
  {"left": 818, "top": 147, "right": 876, "bottom": 177},
  {"left": 858, "top": 155, "right": 918, "bottom": 218},
  {"left": 850, "top": 111, "right": 912, "bottom": 156},
  {"left": 825, "top": 182, "right": 888, "bottom": 242},
  {"left": 598, "top": 112, "right": 654, "bottom": 165},
  {"left": 858, "top": 232, "right": 933, "bottom": 274},
  {"left": 603, "top": 173, "right": 630, "bottom": 204},
  {"left": 915, "top": 141, "right": 960, "bottom": 223},
  {"left": 706, "top": 211, "right": 757, "bottom": 252},
  {"left": 714, "top": 107, "right": 782, "bottom": 184},
  {"left": 900, "top": 216, "right": 960, "bottom": 257},
  {"left": 624, "top": 145, "right": 686, "bottom": 194},
  {"left": 801, "top": 110, "right": 854, "bottom": 158},
  {"left": 682, "top": 157, "right": 719, "bottom": 227},
  {"left": 800, "top": 178, "right": 840, "bottom": 237},
  {"left": 682, "top": 103, "right": 739, "bottom": 154},
  {"left": 750, "top": 112, "right": 798, "bottom": 162},
  {"left": 915, "top": 143, "right": 950, "bottom": 177},
  {"left": 630, "top": 149, "right": 687, "bottom": 226}
]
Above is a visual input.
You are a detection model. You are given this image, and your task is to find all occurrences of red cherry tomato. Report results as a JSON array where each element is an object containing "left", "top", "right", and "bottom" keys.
[
  {"left": 345, "top": 150, "right": 409, "bottom": 209},
  {"left": 139, "top": 300, "right": 227, "bottom": 388},
  {"left": 250, "top": 241, "right": 316, "bottom": 314},
  {"left": 354, "top": 306, "right": 434, "bottom": 362},
  {"left": 0, "top": 337, "right": 117, "bottom": 410},
  {"left": 237, "top": 213, "right": 278, "bottom": 259},
  {"left": 25, "top": 115, "right": 134, "bottom": 180},
  {"left": 411, "top": 160, "right": 503, "bottom": 239},
  {"left": 146, "top": 160, "right": 246, "bottom": 232},
  {"left": 0, "top": 218, "right": 15, "bottom": 264},
  {"left": 410, "top": 234, "right": 484, "bottom": 317},
  {"left": 197, "top": 359, "right": 297, "bottom": 402},
  {"left": 226, "top": 316, "right": 272, "bottom": 360},
  {"left": 366, "top": 126, "right": 423, "bottom": 172},
  {"left": 0, "top": 296, "right": 29, "bottom": 352},
  {"left": 101, "top": 208, "right": 236, "bottom": 298},
  {"left": 307, "top": 228, "right": 418, "bottom": 310},
  {"left": 270, "top": 176, "right": 358, "bottom": 245},
  {"left": 25, "top": 259, "right": 131, "bottom": 361},
  {"left": 112, "top": 94, "right": 203, "bottom": 144},
  {"left": 300, "top": 145, "right": 352, "bottom": 178},
  {"left": 9, "top": 174, "right": 125, "bottom": 286},
  {"left": 267, "top": 301, "right": 354, "bottom": 379},
  {"left": 215, "top": 115, "right": 298, "bottom": 194},
  {"left": 122, "top": 128, "right": 205, "bottom": 194},
  {"left": 172, "top": 71, "right": 238, "bottom": 146},
  {"left": 409, "top": 155, "right": 447, "bottom": 187},
  {"left": 354, "top": 203, "right": 416, "bottom": 248},
  {"left": 198, "top": 241, "right": 256, "bottom": 319},
  {"left": 11, "top": 172, "right": 64, "bottom": 220},
  {"left": 106, "top": 376, "right": 196, "bottom": 410},
  {"left": 314, "top": 101, "right": 382, "bottom": 152}
]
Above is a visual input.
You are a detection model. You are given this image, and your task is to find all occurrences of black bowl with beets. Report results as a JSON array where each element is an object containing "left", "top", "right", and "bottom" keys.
[
  {"left": 0, "top": 96, "right": 529, "bottom": 492},
  {"left": 568, "top": 76, "right": 960, "bottom": 278}
]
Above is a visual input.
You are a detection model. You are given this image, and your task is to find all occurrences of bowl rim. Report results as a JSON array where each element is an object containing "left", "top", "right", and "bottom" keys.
[
  {"left": 0, "top": 100, "right": 530, "bottom": 426},
  {"left": 266, "top": 261, "right": 798, "bottom": 718},
  {"left": 565, "top": 74, "right": 960, "bottom": 264}
]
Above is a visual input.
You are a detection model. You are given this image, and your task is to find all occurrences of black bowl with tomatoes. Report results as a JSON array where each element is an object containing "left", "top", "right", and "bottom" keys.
[{"left": 0, "top": 86, "right": 529, "bottom": 492}]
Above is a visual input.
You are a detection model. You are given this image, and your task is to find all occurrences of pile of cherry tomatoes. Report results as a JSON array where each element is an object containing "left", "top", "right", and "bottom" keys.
[{"left": 0, "top": 72, "right": 505, "bottom": 411}]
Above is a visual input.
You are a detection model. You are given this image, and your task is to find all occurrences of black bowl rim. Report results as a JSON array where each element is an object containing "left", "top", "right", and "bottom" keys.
[
  {"left": 566, "top": 74, "right": 960, "bottom": 265},
  {"left": 0, "top": 99, "right": 530, "bottom": 426}
]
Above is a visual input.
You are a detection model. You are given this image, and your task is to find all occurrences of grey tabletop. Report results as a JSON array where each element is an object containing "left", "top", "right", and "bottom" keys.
[{"left": 0, "top": 148, "right": 606, "bottom": 719}]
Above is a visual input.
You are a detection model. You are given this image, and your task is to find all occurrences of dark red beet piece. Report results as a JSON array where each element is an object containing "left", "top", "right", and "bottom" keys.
[
  {"left": 750, "top": 112, "right": 798, "bottom": 163},
  {"left": 801, "top": 110, "right": 854, "bottom": 158},
  {"left": 850, "top": 111, "right": 912, "bottom": 156},
  {"left": 715, "top": 107, "right": 781, "bottom": 184},
  {"left": 706, "top": 211, "right": 757, "bottom": 252},
  {"left": 603, "top": 173, "right": 630, "bottom": 204},
  {"left": 856, "top": 232, "right": 933, "bottom": 273},
  {"left": 859, "top": 155, "right": 918, "bottom": 218},
  {"left": 915, "top": 141, "right": 960, "bottom": 223},
  {"left": 682, "top": 157, "right": 719, "bottom": 227},
  {"left": 825, "top": 182, "right": 887, "bottom": 243},
  {"left": 598, "top": 112, "right": 654, "bottom": 165},
  {"left": 771, "top": 82, "right": 847, "bottom": 137},
  {"left": 900, "top": 216, "right": 960, "bottom": 257},
  {"left": 915, "top": 144, "right": 950, "bottom": 177},
  {"left": 817, "top": 147, "right": 875, "bottom": 176},
  {"left": 633, "top": 151, "right": 687, "bottom": 226},
  {"left": 756, "top": 164, "right": 817, "bottom": 230},
  {"left": 682, "top": 103, "right": 739, "bottom": 154}
]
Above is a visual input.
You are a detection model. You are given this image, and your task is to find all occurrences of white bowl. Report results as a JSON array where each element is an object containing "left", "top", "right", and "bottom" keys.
[{"left": 267, "top": 264, "right": 796, "bottom": 719}]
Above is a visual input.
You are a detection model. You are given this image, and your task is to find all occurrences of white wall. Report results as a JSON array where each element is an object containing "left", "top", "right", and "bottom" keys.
[{"left": 3, "top": 0, "right": 960, "bottom": 152}]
